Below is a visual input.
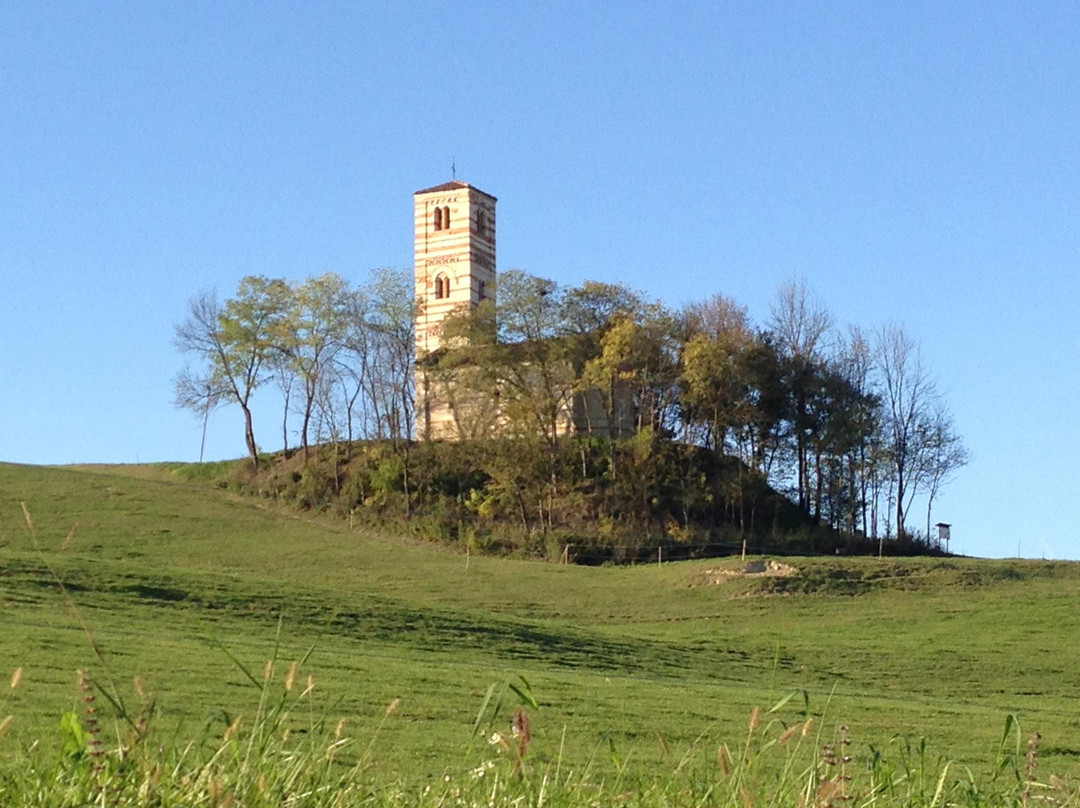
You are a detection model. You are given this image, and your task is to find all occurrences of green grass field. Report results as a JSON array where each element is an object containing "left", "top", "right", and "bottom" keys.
[{"left": 2, "top": 460, "right": 1079, "bottom": 796}]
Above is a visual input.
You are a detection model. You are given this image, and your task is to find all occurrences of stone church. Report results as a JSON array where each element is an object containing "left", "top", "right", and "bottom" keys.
[{"left": 412, "top": 180, "right": 633, "bottom": 441}]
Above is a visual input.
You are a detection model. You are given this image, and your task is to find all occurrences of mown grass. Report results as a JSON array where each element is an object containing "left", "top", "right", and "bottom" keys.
[{"left": 2, "top": 460, "right": 1080, "bottom": 803}]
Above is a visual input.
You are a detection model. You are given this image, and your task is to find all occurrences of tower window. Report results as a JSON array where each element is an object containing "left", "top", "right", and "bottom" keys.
[
  {"left": 442, "top": 206, "right": 451, "bottom": 228},
  {"left": 477, "top": 279, "right": 486, "bottom": 300},
  {"left": 477, "top": 209, "right": 487, "bottom": 236},
  {"left": 434, "top": 273, "right": 449, "bottom": 299},
  {"left": 433, "top": 207, "right": 444, "bottom": 231}
]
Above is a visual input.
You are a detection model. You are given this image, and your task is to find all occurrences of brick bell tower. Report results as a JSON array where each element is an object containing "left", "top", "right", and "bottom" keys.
[{"left": 412, "top": 180, "right": 497, "bottom": 438}]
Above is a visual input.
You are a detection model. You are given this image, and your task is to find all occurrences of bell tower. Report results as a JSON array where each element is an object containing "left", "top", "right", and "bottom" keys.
[
  {"left": 413, "top": 180, "right": 496, "bottom": 359},
  {"left": 413, "top": 180, "right": 497, "bottom": 437}
]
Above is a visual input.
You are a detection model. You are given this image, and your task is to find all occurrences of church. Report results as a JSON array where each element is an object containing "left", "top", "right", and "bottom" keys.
[{"left": 411, "top": 180, "right": 634, "bottom": 442}]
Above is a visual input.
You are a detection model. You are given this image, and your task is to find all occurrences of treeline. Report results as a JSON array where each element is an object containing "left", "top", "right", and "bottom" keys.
[
  {"left": 175, "top": 268, "right": 967, "bottom": 558},
  {"left": 174, "top": 269, "right": 415, "bottom": 462}
]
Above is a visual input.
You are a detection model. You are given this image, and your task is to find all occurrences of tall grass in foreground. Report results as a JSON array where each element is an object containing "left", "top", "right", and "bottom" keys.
[{"left": 1, "top": 662, "right": 1077, "bottom": 808}]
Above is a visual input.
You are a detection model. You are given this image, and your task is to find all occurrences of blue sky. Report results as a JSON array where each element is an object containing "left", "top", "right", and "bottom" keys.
[{"left": 2, "top": 2, "right": 1077, "bottom": 559}]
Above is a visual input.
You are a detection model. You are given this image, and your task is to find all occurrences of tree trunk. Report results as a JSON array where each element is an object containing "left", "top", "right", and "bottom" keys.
[
  {"left": 300, "top": 401, "right": 313, "bottom": 462},
  {"left": 199, "top": 405, "right": 210, "bottom": 464},
  {"left": 925, "top": 491, "right": 936, "bottom": 550},
  {"left": 797, "top": 435, "right": 808, "bottom": 511},
  {"left": 242, "top": 404, "right": 259, "bottom": 471},
  {"left": 895, "top": 469, "right": 906, "bottom": 544},
  {"left": 281, "top": 392, "right": 290, "bottom": 458},
  {"left": 402, "top": 442, "right": 412, "bottom": 518}
]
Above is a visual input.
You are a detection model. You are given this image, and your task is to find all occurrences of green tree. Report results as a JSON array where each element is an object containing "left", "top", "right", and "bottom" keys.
[
  {"left": 680, "top": 296, "right": 760, "bottom": 455},
  {"left": 282, "top": 273, "right": 353, "bottom": 460},
  {"left": 580, "top": 311, "right": 679, "bottom": 484},
  {"left": 173, "top": 277, "right": 289, "bottom": 469},
  {"left": 428, "top": 299, "right": 501, "bottom": 440},
  {"left": 363, "top": 268, "right": 418, "bottom": 441}
]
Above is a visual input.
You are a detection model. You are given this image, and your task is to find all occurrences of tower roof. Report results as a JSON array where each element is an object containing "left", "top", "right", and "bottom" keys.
[{"left": 414, "top": 180, "right": 497, "bottom": 201}]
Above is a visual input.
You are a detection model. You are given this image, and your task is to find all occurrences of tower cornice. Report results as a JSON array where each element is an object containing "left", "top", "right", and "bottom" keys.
[{"left": 414, "top": 180, "right": 497, "bottom": 201}]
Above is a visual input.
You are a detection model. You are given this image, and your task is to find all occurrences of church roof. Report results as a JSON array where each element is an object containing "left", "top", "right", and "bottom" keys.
[{"left": 414, "top": 180, "right": 497, "bottom": 200}]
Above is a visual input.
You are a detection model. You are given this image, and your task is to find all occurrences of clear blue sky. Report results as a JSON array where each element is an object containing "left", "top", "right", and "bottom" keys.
[{"left": 3, "top": 2, "right": 1077, "bottom": 560}]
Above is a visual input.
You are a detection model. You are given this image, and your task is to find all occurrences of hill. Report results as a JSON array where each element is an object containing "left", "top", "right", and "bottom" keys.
[
  {"left": 1, "top": 460, "right": 1078, "bottom": 783},
  {"left": 158, "top": 440, "right": 893, "bottom": 563}
]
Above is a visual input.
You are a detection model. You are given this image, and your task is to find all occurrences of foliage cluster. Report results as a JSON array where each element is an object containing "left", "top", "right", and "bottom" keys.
[
  {"left": 174, "top": 269, "right": 968, "bottom": 555},
  {"left": 174, "top": 269, "right": 414, "bottom": 467}
]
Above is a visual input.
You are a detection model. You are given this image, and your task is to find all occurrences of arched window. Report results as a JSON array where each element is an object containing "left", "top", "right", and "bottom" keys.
[
  {"left": 434, "top": 273, "right": 449, "bottom": 299},
  {"left": 433, "top": 207, "right": 443, "bottom": 231},
  {"left": 476, "top": 209, "right": 487, "bottom": 236},
  {"left": 477, "top": 279, "right": 486, "bottom": 301},
  {"left": 442, "top": 206, "right": 451, "bottom": 229}
]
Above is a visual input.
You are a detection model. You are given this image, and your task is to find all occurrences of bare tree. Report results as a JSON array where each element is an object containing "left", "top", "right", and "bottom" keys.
[
  {"left": 876, "top": 324, "right": 938, "bottom": 542},
  {"left": 173, "top": 366, "right": 223, "bottom": 462},
  {"left": 267, "top": 346, "right": 296, "bottom": 457},
  {"left": 769, "top": 279, "right": 833, "bottom": 361},
  {"left": 921, "top": 402, "right": 969, "bottom": 543}
]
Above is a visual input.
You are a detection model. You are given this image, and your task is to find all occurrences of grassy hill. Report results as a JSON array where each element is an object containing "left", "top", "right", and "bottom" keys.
[{"left": 2, "top": 460, "right": 1079, "bottom": 791}]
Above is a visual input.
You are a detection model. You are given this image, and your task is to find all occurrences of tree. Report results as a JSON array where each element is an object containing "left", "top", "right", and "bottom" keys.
[
  {"left": 768, "top": 280, "right": 833, "bottom": 513},
  {"left": 681, "top": 311, "right": 754, "bottom": 454},
  {"left": 363, "top": 268, "right": 418, "bottom": 441},
  {"left": 876, "top": 324, "right": 938, "bottom": 542},
  {"left": 492, "top": 271, "right": 576, "bottom": 447},
  {"left": 429, "top": 299, "right": 502, "bottom": 440},
  {"left": 173, "top": 366, "right": 222, "bottom": 462},
  {"left": 267, "top": 342, "right": 297, "bottom": 457},
  {"left": 173, "top": 278, "right": 289, "bottom": 469},
  {"left": 580, "top": 310, "right": 679, "bottom": 479},
  {"left": 921, "top": 402, "right": 969, "bottom": 543},
  {"left": 282, "top": 273, "right": 352, "bottom": 460},
  {"left": 831, "top": 327, "right": 880, "bottom": 537},
  {"left": 561, "top": 280, "right": 647, "bottom": 374}
]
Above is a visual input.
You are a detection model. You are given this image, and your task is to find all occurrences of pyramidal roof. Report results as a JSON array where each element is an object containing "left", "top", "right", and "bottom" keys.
[{"left": 414, "top": 180, "right": 497, "bottom": 200}]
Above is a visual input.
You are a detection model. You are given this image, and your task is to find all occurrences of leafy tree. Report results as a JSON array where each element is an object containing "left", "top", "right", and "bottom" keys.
[
  {"left": 580, "top": 311, "right": 679, "bottom": 481},
  {"left": 428, "top": 299, "right": 501, "bottom": 440},
  {"left": 681, "top": 296, "right": 756, "bottom": 455},
  {"left": 490, "top": 272, "right": 577, "bottom": 449},
  {"left": 173, "top": 277, "right": 289, "bottom": 469},
  {"left": 680, "top": 296, "right": 770, "bottom": 537},
  {"left": 282, "top": 273, "right": 352, "bottom": 460},
  {"left": 363, "top": 268, "right": 418, "bottom": 442}
]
